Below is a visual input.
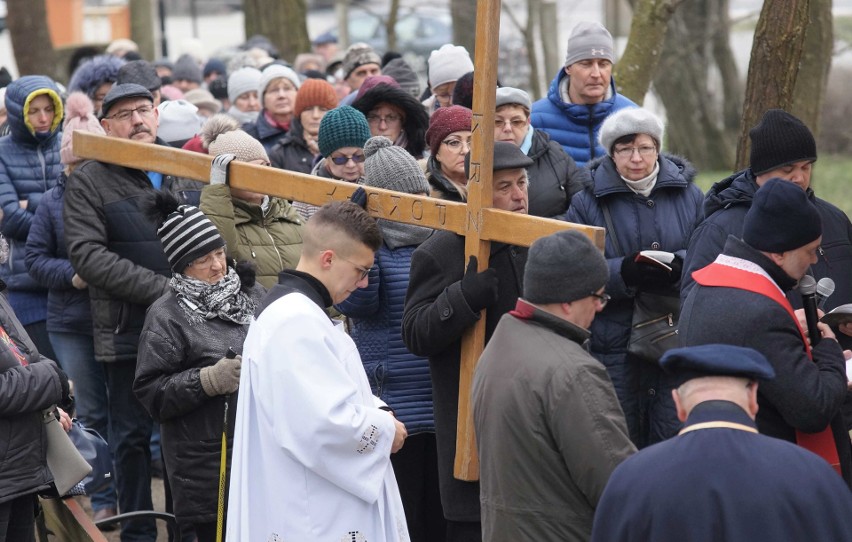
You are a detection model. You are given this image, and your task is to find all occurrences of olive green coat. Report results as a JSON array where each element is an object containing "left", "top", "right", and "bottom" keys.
[{"left": 200, "top": 184, "right": 304, "bottom": 289}]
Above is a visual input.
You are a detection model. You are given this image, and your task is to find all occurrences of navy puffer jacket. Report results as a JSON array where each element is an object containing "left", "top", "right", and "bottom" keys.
[
  {"left": 336, "top": 243, "right": 435, "bottom": 434},
  {"left": 0, "top": 76, "right": 63, "bottom": 322},
  {"left": 566, "top": 153, "right": 703, "bottom": 447}
]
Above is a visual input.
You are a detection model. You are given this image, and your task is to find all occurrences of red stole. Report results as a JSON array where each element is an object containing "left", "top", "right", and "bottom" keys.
[{"left": 693, "top": 261, "right": 842, "bottom": 476}]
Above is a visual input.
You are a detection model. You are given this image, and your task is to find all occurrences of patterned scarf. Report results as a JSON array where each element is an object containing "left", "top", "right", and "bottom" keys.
[{"left": 170, "top": 268, "right": 256, "bottom": 325}]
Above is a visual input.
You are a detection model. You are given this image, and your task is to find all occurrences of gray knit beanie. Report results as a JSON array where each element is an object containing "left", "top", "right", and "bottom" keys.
[
  {"left": 258, "top": 64, "right": 301, "bottom": 101},
  {"left": 318, "top": 105, "right": 372, "bottom": 157},
  {"left": 598, "top": 107, "right": 664, "bottom": 156},
  {"left": 364, "top": 136, "right": 430, "bottom": 194},
  {"left": 564, "top": 21, "right": 614, "bottom": 67},
  {"left": 524, "top": 230, "right": 608, "bottom": 304},
  {"left": 227, "top": 67, "right": 262, "bottom": 103},
  {"left": 172, "top": 54, "right": 203, "bottom": 84}
]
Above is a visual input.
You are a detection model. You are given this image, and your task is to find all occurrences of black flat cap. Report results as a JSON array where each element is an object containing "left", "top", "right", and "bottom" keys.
[
  {"left": 465, "top": 140, "right": 534, "bottom": 178},
  {"left": 101, "top": 83, "right": 154, "bottom": 119}
]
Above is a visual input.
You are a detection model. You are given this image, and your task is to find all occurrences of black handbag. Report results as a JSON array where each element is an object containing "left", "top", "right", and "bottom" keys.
[{"left": 601, "top": 202, "right": 680, "bottom": 364}]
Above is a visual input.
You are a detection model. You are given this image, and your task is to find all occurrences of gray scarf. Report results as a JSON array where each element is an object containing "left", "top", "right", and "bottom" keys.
[
  {"left": 378, "top": 219, "right": 433, "bottom": 249},
  {"left": 170, "top": 268, "right": 256, "bottom": 325}
]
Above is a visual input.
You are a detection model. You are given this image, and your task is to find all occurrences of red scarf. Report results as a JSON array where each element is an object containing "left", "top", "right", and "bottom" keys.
[{"left": 693, "top": 261, "right": 842, "bottom": 476}]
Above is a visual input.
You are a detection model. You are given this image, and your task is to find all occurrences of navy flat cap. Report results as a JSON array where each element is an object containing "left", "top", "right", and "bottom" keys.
[{"left": 660, "top": 344, "right": 776, "bottom": 387}]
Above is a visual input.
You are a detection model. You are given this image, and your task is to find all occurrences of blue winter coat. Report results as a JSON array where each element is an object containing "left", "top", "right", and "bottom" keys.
[
  {"left": 242, "top": 111, "right": 287, "bottom": 156},
  {"left": 336, "top": 243, "right": 435, "bottom": 434},
  {"left": 530, "top": 70, "right": 636, "bottom": 167},
  {"left": 565, "top": 154, "right": 703, "bottom": 446},
  {"left": 0, "top": 75, "right": 64, "bottom": 324},
  {"left": 25, "top": 175, "right": 93, "bottom": 335}
]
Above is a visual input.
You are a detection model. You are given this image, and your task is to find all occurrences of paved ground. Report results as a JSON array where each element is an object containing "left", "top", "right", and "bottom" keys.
[{"left": 79, "top": 478, "right": 169, "bottom": 542}]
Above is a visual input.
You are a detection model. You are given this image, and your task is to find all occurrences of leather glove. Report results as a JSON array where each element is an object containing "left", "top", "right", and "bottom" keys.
[
  {"left": 350, "top": 186, "right": 368, "bottom": 209},
  {"left": 210, "top": 153, "right": 236, "bottom": 185},
  {"left": 668, "top": 255, "right": 684, "bottom": 282},
  {"left": 51, "top": 363, "right": 74, "bottom": 413},
  {"left": 460, "top": 256, "right": 499, "bottom": 312},
  {"left": 620, "top": 252, "right": 674, "bottom": 289},
  {"left": 200, "top": 355, "right": 242, "bottom": 396}
]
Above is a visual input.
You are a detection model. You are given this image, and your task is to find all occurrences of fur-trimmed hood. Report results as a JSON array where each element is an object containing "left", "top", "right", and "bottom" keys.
[
  {"left": 352, "top": 83, "right": 428, "bottom": 159},
  {"left": 68, "top": 54, "right": 125, "bottom": 98}
]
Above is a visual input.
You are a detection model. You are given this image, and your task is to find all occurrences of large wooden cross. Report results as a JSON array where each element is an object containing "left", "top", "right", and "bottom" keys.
[{"left": 74, "top": 0, "right": 603, "bottom": 482}]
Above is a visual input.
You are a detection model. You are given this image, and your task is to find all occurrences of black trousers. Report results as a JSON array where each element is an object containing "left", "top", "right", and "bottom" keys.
[{"left": 0, "top": 493, "right": 36, "bottom": 542}]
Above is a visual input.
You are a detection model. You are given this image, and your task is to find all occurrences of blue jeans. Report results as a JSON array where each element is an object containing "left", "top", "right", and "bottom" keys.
[
  {"left": 104, "top": 360, "right": 157, "bottom": 542},
  {"left": 49, "top": 331, "right": 117, "bottom": 512}
]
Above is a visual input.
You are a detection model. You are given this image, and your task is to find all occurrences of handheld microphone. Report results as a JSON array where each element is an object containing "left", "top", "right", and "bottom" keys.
[
  {"left": 799, "top": 275, "right": 820, "bottom": 347},
  {"left": 815, "top": 278, "right": 836, "bottom": 311}
]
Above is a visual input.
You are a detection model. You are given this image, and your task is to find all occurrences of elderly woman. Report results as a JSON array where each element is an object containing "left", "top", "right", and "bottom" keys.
[
  {"left": 243, "top": 64, "right": 302, "bottom": 154},
  {"left": 135, "top": 199, "right": 264, "bottom": 542},
  {"left": 423, "top": 105, "right": 472, "bottom": 202},
  {"left": 565, "top": 107, "right": 703, "bottom": 448},
  {"left": 494, "top": 87, "right": 587, "bottom": 218},
  {"left": 226, "top": 67, "right": 262, "bottom": 125}
]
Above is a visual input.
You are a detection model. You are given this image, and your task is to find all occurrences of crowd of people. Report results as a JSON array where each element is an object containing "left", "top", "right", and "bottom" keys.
[{"left": 0, "top": 16, "right": 851, "bottom": 542}]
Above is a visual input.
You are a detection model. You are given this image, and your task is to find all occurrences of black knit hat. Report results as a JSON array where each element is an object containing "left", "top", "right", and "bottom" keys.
[
  {"left": 158, "top": 205, "right": 226, "bottom": 272},
  {"left": 749, "top": 109, "right": 817, "bottom": 175},
  {"left": 524, "top": 230, "right": 608, "bottom": 304},
  {"left": 743, "top": 178, "right": 821, "bottom": 253}
]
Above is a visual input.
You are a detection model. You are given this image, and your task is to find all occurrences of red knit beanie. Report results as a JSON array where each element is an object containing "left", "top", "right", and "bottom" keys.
[
  {"left": 294, "top": 78, "right": 339, "bottom": 118},
  {"left": 425, "top": 105, "right": 473, "bottom": 156}
]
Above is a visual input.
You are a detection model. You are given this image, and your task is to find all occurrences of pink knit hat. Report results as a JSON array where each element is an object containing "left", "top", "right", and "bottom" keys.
[{"left": 61, "top": 92, "right": 105, "bottom": 167}]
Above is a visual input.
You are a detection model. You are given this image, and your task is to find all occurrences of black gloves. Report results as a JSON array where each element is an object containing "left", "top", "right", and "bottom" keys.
[
  {"left": 350, "top": 187, "right": 368, "bottom": 209},
  {"left": 461, "top": 256, "right": 499, "bottom": 312},
  {"left": 621, "top": 252, "right": 683, "bottom": 289},
  {"left": 52, "top": 364, "right": 74, "bottom": 413}
]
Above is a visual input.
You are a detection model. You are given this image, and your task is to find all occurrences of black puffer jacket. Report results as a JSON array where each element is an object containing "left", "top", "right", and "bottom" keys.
[
  {"left": 0, "top": 291, "right": 63, "bottom": 504},
  {"left": 134, "top": 281, "right": 265, "bottom": 523},
  {"left": 526, "top": 128, "right": 588, "bottom": 218},
  {"left": 352, "top": 83, "right": 429, "bottom": 159},
  {"left": 269, "top": 118, "right": 316, "bottom": 174}
]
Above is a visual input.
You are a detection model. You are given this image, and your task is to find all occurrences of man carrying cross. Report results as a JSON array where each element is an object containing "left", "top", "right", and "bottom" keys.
[{"left": 402, "top": 141, "right": 532, "bottom": 542}]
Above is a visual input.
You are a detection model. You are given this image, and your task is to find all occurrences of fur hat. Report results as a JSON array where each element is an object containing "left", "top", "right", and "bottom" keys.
[
  {"left": 425, "top": 105, "right": 472, "bottom": 157},
  {"left": 363, "top": 136, "right": 430, "bottom": 194},
  {"left": 743, "top": 177, "right": 822, "bottom": 254},
  {"left": 598, "top": 107, "right": 664, "bottom": 155},
  {"left": 524, "top": 230, "right": 609, "bottom": 304},
  {"left": 227, "top": 67, "right": 262, "bottom": 103},
  {"left": 208, "top": 128, "right": 270, "bottom": 164},
  {"left": 564, "top": 21, "right": 614, "bottom": 66},
  {"left": 749, "top": 109, "right": 817, "bottom": 175},
  {"left": 157, "top": 99, "right": 203, "bottom": 146},
  {"left": 294, "top": 78, "right": 338, "bottom": 117},
  {"left": 68, "top": 55, "right": 125, "bottom": 100},
  {"left": 61, "top": 92, "right": 105, "bottom": 166},
  {"left": 172, "top": 54, "right": 203, "bottom": 84},
  {"left": 342, "top": 43, "right": 382, "bottom": 80},
  {"left": 427, "top": 44, "right": 474, "bottom": 88},
  {"left": 318, "top": 105, "right": 371, "bottom": 157},
  {"left": 258, "top": 64, "right": 301, "bottom": 101}
]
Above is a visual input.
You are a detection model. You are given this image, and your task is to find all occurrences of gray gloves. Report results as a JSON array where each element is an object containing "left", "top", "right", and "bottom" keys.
[
  {"left": 200, "top": 354, "right": 242, "bottom": 396},
  {"left": 210, "top": 153, "right": 236, "bottom": 185}
]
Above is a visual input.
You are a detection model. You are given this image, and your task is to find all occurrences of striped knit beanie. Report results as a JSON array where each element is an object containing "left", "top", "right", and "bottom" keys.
[
  {"left": 318, "top": 105, "right": 371, "bottom": 157},
  {"left": 157, "top": 205, "right": 225, "bottom": 272}
]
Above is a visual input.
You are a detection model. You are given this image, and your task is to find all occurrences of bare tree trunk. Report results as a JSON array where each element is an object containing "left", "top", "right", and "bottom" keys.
[
  {"left": 524, "top": 0, "right": 542, "bottom": 100},
  {"left": 244, "top": 0, "right": 310, "bottom": 62},
  {"left": 540, "top": 0, "right": 561, "bottom": 88},
  {"left": 7, "top": 0, "right": 57, "bottom": 77},
  {"left": 792, "top": 0, "right": 832, "bottom": 140},
  {"left": 335, "top": 0, "right": 349, "bottom": 48},
  {"left": 130, "top": 0, "right": 156, "bottom": 61},
  {"left": 653, "top": 0, "right": 735, "bottom": 170},
  {"left": 615, "top": 0, "right": 684, "bottom": 104},
  {"left": 735, "top": 0, "right": 810, "bottom": 170},
  {"left": 451, "top": 0, "right": 478, "bottom": 57},
  {"left": 711, "top": 0, "right": 742, "bottom": 137},
  {"left": 386, "top": 0, "right": 400, "bottom": 52}
]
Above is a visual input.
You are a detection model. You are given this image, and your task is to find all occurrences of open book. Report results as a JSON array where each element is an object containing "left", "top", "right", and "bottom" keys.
[
  {"left": 820, "top": 304, "right": 852, "bottom": 327},
  {"left": 634, "top": 250, "right": 675, "bottom": 272}
]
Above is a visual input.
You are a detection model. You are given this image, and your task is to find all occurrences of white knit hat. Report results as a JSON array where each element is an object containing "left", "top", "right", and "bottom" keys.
[
  {"left": 157, "top": 100, "right": 203, "bottom": 145},
  {"left": 427, "top": 44, "right": 474, "bottom": 88},
  {"left": 227, "top": 67, "right": 262, "bottom": 103},
  {"left": 258, "top": 64, "right": 301, "bottom": 100}
]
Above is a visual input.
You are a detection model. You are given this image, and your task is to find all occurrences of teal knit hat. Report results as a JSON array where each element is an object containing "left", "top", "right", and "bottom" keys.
[{"left": 318, "top": 105, "right": 372, "bottom": 157}]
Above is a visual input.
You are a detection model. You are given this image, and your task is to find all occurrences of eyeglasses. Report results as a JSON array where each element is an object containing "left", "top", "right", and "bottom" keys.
[
  {"left": 589, "top": 292, "right": 611, "bottom": 307},
  {"left": 338, "top": 256, "right": 371, "bottom": 280},
  {"left": 367, "top": 114, "right": 402, "bottom": 125},
  {"left": 329, "top": 152, "right": 366, "bottom": 165},
  {"left": 613, "top": 145, "right": 657, "bottom": 158},
  {"left": 495, "top": 118, "right": 527, "bottom": 130},
  {"left": 442, "top": 138, "right": 472, "bottom": 152},
  {"left": 106, "top": 105, "right": 155, "bottom": 122},
  {"left": 188, "top": 247, "right": 227, "bottom": 270}
]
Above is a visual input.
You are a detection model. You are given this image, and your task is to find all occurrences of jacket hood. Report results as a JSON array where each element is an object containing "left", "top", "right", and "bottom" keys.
[
  {"left": 585, "top": 152, "right": 696, "bottom": 197},
  {"left": 6, "top": 75, "right": 64, "bottom": 143},
  {"left": 703, "top": 168, "right": 756, "bottom": 218},
  {"left": 545, "top": 69, "right": 620, "bottom": 122},
  {"left": 68, "top": 54, "right": 125, "bottom": 97},
  {"left": 352, "top": 84, "right": 428, "bottom": 158}
]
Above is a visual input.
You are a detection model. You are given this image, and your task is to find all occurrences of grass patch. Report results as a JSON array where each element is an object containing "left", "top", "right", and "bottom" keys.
[{"left": 693, "top": 154, "right": 852, "bottom": 219}]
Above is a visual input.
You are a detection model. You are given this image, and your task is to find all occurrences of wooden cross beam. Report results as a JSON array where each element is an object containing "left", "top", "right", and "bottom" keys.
[{"left": 74, "top": 17, "right": 603, "bottom": 480}]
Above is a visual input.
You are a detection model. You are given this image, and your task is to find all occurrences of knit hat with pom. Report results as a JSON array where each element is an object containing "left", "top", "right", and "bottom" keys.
[
  {"left": 318, "top": 105, "right": 371, "bottom": 157},
  {"left": 363, "top": 136, "right": 430, "bottom": 194},
  {"left": 61, "top": 92, "right": 106, "bottom": 167},
  {"left": 208, "top": 128, "right": 270, "bottom": 163},
  {"left": 425, "top": 105, "right": 472, "bottom": 156},
  {"left": 294, "top": 78, "right": 338, "bottom": 117},
  {"left": 200, "top": 113, "right": 241, "bottom": 150}
]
